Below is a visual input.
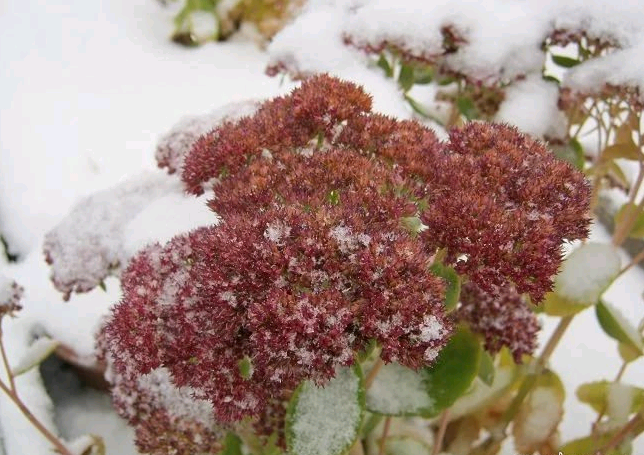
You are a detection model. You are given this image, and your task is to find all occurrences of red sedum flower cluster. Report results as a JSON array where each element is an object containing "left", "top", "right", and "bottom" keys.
[{"left": 100, "top": 74, "right": 590, "bottom": 453}]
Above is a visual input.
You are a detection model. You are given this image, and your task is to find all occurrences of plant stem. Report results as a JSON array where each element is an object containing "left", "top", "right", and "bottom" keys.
[
  {"left": 598, "top": 412, "right": 643, "bottom": 454},
  {"left": 432, "top": 409, "right": 450, "bottom": 455},
  {"left": 365, "top": 357, "right": 384, "bottom": 390},
  {"left": 378, "top": 417, "right": 391, "bottom": 455},
  {"left": 0, "top": 327, "right": 16, "bottom": 393},
  {"left": 0, "top": 379, "right": 73, "bottom": 455}
]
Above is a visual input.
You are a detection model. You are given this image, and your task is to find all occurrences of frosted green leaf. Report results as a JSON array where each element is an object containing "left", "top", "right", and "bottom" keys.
[
  {"left": 12, "top": 336, "right": 60, "bottom": 377},
  {"left": 366, "top": 362, "right": 434, "bottom": 416},
  {"left": 596, "top": 300, "right": 644, "bottom": 354},
  {"left": 553, "top": 243, "right": 621, "bottom": 307},
  {"left": 286, "top": 366, "right": 364, "bottom": 455}
]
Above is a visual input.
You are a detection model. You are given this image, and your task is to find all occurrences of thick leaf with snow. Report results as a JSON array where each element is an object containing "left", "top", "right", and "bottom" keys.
[
  {"left": 286, "top": 365, "right": 365, "bottom": 455},
  {"left": 366, "top": 328, "right": 480, "bottom": 417},
  {"left": 577, "top": 381, "right": 644, "bottom": 416},
  {"left": 366, "top": 362, "right": 434, "bottom": 416},
  {"left": 11, "top": 336, "right": 60, "bottom": 377},
  {"left": 512, "top": 370, "right": 565, "bottom": 454},
  {"left": 551, "top": 243, "right": 621, "bottom": 308},
  {"left": 596, "top": 300, "right": 644, "bottom": 355}
]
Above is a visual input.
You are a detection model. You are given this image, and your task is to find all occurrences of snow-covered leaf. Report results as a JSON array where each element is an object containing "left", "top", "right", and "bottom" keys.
[
  {"left": 596, "top": 300, "right": 644, "bottom": 354},
  {"left": 512, "top": 370, "right": 565, "bottom": 454},
  {"left": 552, "top": 243, "right": 621, "bottom": 307},
  {"left": 286, "top": 365, "right": 365, "bottom": 455},
  {"left": 367, "top": 328, "right": 480, "bottom": 417},
  {"left": 11, "top": 336, "right": 60, "bottom": 377},
  {"left": 577, "top": 381, "right": 644, "bottom": 415},
  {"left": 429, "top": 263, "right": 461, "bottom": 312},
  {"left": 366, "top": 362, "right": 434, "bottom": 416}
]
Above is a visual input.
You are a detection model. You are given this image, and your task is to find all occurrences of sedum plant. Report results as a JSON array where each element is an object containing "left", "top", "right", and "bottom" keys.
[{"left": 46, "top": 75, "right": 598, "bottom": 454}]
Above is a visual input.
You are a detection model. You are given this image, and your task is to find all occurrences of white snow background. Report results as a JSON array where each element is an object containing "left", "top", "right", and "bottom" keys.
[{"left": 1, "top": 0, "right": 644, "bottom": 453}]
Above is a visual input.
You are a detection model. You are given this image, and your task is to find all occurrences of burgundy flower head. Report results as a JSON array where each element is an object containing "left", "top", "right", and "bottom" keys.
[{"left": 99, "top": 75, "right": 591, "bottom": 453}]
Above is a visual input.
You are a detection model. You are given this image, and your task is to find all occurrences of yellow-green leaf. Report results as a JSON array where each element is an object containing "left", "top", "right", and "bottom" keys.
[
  {"left": 577, "top": 380, "right": 644, "bottom": 415},
  {"left": 619, "top": 341, "right": 643, "bottom": 363}
]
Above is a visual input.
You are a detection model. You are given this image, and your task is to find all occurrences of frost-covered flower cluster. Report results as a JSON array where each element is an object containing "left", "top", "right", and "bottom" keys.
[
  {"left": 0, "top": 275, "right": 23, "bottom": 317},
  {"left": 93, "top": 75, "right": 590, "bottom": 452}
]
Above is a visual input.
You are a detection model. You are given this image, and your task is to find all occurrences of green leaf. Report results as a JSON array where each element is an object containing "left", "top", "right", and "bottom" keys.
[
  {"left": 413, "top": 67, "right": 434, "bottom": 85},
  {"left": 456, "top": 97, "right": 478, "bottom": 120},
  {"left": 477, "top": 350, "right": 495, "bottom": 386},
  {"left": 422, "top": 328, "right": 481, "bottom": 415},
  {"left": 614, "top": 203, "right": 644, "bottom": 239},
  {"left": 551, "top": 54, "right": 581, "bottom": 68},
  {"left": 596, "top": 300, "right": 644, "bottom": 353},
  {"left": 552, "top": 138, "right": 584, "bottom": 170},
  {"left": 221, "top": 433, "right": 243, "bottom": 455},
  {"left": 429, "top": 263, "right": 461, "bottom": 311},
  {"left": 286, "top": 365, "right": 365, "bottom": 455},
  {"left": 577, "top": 380, "right": 644, "bottom": 415},
  {"left": 238, "top": 355, "right": 253, "bottom": 380},
  {"left": 377, "top": 54, "right": 394, "bottom": 78},
  {"left": 326, "top": 190, "right": 340, "bottom": 206},
  {"left": 542, "top": 74, "right": 561, "bottom": 84},
  {"left": 448, "top": 349, "right": 518, "bottom": 420},
  {"left": 366, "top": 328, "right": 481, "bottom": 417},
  {"left": 398, "top": 64, "right": 415, "bottom": 92}
]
